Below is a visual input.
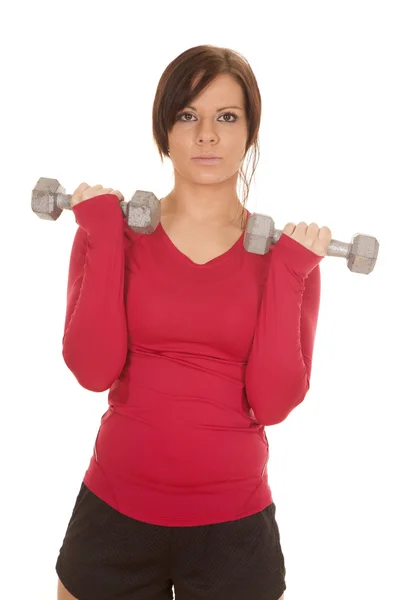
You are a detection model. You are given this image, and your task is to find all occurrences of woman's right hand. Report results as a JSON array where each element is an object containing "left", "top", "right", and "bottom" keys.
[{"left": 71, "top": 183, "right": 124, "bottom": 208}]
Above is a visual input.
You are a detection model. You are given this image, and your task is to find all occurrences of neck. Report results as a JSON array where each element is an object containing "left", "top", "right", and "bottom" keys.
[{"left": 163, "top": 188, "right": 244, "bottom": 228}]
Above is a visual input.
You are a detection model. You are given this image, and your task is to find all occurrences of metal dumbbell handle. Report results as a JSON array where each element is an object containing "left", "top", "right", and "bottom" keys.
[
  {"left": 49, "top": 191, "right": 129, "bottom": 217},
  {"left": 270, "top": 227, "right": 355, "bottom": 259}
]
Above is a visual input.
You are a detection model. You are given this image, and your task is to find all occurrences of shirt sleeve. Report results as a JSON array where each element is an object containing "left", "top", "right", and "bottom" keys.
[
  {"left": 62, "top": 194, "right": 128, "bottom": 392},
  {"left": 245, "top": 233, "right": 324, "bottom": 426}
]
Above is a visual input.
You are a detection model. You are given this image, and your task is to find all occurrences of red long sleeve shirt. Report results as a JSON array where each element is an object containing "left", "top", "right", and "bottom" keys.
[{"left": 62, "top": 193, "right": 323, "bottom": 527}]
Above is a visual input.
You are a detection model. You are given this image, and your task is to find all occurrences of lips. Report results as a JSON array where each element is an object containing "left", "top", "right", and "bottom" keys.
[{"left": 192, "top": 158, "right": 222, "bottom": 165}]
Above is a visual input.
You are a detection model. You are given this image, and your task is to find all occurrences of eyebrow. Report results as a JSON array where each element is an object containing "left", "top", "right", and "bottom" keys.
[{"left": 186, "top": 105, "right": 244, "bottom": 112}]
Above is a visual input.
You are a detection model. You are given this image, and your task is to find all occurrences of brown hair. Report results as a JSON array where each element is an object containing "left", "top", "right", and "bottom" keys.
[{"left": 152, "top": 45, "right": 262, "bottom": 229}]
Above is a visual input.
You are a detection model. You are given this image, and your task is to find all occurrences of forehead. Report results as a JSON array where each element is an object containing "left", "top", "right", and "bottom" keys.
[{"left": 187, "top": 74, "right": 244, "bottom": 109}]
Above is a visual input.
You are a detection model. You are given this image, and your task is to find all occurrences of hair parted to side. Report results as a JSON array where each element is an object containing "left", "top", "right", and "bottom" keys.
[{"left": 152, "top": 45, "right": 262, "bottom": 229}]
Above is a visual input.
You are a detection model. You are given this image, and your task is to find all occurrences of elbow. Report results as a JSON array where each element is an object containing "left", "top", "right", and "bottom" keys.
[
  {"left": 249, "top": 376, "right": 310, "bottom": 426},
  {"left": 76, "top": 376, "right": 111, "bottom": 393},
  {"left": 78, "top": 375, "right": 115, "bottom": 393},
  {"left": 259, "top": 394, "right": 306, "bottom": 426},
  {"left": 62, "top": 347, "right": 127, "bottom": 393}
]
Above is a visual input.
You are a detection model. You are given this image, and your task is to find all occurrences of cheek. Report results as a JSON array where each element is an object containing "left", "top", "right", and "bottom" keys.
[{"left": 170, "top": 138, "right": 192, "bottom": 155}]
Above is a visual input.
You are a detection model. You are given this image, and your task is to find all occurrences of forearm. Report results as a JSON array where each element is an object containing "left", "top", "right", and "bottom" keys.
[
  {"left": 62, "top": 195, "right": 128, "bottom": 392},
  {"left": 245, "top": 234, "right": 323, "bottom": 425}
]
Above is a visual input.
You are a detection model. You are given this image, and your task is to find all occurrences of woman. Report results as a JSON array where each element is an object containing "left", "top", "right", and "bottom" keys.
[{"left": 56, "top": 44, "right": 331, "bottom": 600}]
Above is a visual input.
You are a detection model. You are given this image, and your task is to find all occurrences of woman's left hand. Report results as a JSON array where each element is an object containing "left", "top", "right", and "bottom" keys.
[{"left": 282, "top": 221, "right": 332, "bottom": 257}]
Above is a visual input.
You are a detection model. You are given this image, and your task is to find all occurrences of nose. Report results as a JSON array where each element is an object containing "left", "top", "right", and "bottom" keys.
[
  {"left": 196, "top": 119, "right": 218, "bottom": 145},
  {"left": 197, "top": 134, "right": 217, "bottom": 145}
]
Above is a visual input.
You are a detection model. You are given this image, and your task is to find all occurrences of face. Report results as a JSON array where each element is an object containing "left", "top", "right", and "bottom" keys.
[{"left": 167, "top": 74, "right": 248, "bottom": 185}]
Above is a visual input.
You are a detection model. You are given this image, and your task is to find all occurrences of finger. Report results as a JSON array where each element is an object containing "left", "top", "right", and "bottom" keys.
[
  {"left": 86, "top": 184, "right": 104, "bottom": 193},
  {"left": 111, "top": 189, "right": 124, "bottom": 201},
  {"left": 282, "top": 222, "right": 296, "bottom": 235},
  {"left": 305, "top": 223, "right": 320, "bottom": 241},
  {"left": 72, "top": 182, "right": 90, "bottom": 195},
  {"left": 318, "top": 226, "right": 332, "bottom": 238},
  {"left": 82, "top": 187, "right": 106, "bottom": 194},
  {"left": 81, "top": 187, "right": 112, "bottom": 201}
]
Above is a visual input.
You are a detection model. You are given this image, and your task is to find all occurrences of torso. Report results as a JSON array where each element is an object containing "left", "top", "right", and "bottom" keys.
[{"left": 160, "top": 213, "right": 247, "bottom": 265}]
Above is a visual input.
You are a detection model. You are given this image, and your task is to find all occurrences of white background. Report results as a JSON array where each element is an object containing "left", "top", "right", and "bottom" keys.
[{"left": 1, "top": 1, "right": 399, "bottom": 599}]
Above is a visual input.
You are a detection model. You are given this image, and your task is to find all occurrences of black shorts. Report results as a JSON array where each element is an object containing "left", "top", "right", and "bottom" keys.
[{"left": 55, "top": 481, "right": 286, "bottom": 600}]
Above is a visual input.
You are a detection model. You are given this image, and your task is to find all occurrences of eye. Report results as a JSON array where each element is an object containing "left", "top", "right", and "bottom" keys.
[{"left": 177, "top": 111, "right": 238, "bottom": 123}]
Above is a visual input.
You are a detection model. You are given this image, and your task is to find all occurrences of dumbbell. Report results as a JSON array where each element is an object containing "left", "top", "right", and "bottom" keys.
[
  {"left": 244, "top": 214, "right": 379, "bottom": 274},
  {"left": 32, "top": 177, "right": 379, "bottom": 274},
  {"left": 31, "top": 177, "right": 159, "bottom": 234}
]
